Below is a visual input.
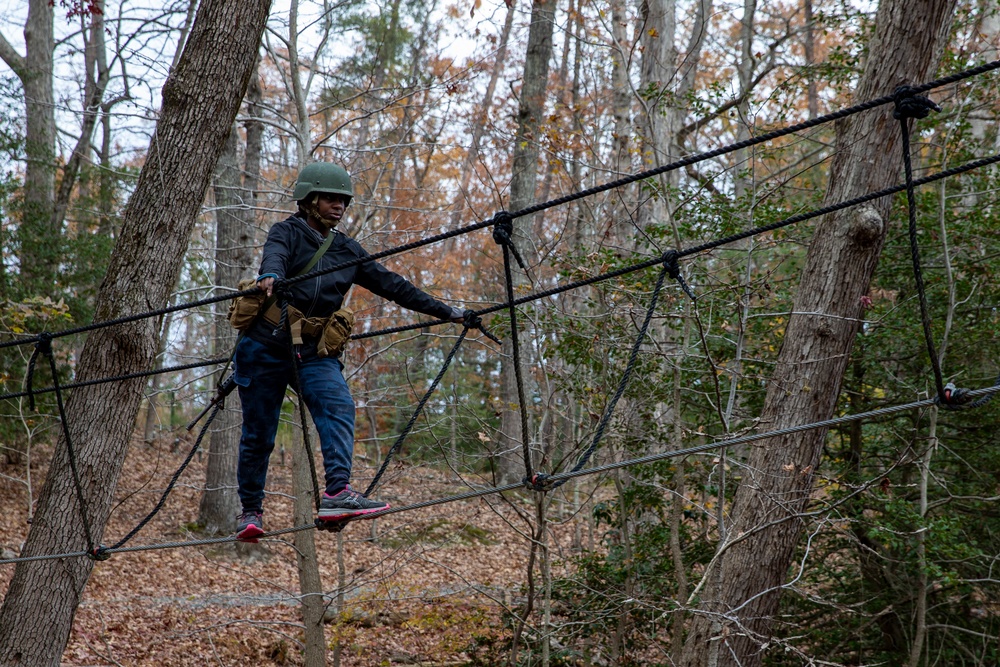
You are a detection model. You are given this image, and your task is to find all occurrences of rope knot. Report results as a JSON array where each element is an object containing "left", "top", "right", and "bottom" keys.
[
  {"left": 463, "top": 309, "right": 502, "bottom": 345},
  {"left": 524, "top": 472, "right": 554, "bottom": 492},
  {"left": 88, "top": 545, "right": 111, "bottom": 561},
  {"left": 661, "top": 250, "right": 681, "bottom": 280},
  {"left": 491, "top": 211, "right": 514, "bottom": 246},
  {"left": 661, "top": 250, "right": 697, "bottom": 301},
  {"left": 36, "top": 332, "right": 54, "bottom": 356},
  {"left": 893, "top": 85, "right": 940, "bottom": 120},
  {"left": 491, "top": 210, "right": 529, "bottom": 273},
  {"left": 936, "top": 382, "right": 974, "bottom": 410},
  {"left": 315, "top": 517, "right": 347, "bottom": 533}
]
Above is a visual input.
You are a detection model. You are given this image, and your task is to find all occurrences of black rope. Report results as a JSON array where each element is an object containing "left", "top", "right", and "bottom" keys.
[
  {"left": 529, "top": 263, "right": 672, "bottom": 492},
  {"left": 1, "top": 357, "right": 230, "bottom": 403},
  {"left": 32, "top": 335, "right": 98, "bottom": 554},
  {"left": 492, "top": 212, "right": 534, "bottom": 481},
  {"left": 4, "top": 59, "right": 997, "bottom": 354},
  {"left": 98, "top": 401, "right": 223, "bottom": 557},
  {"left": 347, "top": 150, "right": 1000, "bottom": 343},
  {"left": 363, "top": 325, "right": 472, "bottom": 497},
  {"left": 7, "top": 382, "right": 1000, "bottom": 566},
  {"left": 895, "top": 85, "right": 949, "bottom": 403}
]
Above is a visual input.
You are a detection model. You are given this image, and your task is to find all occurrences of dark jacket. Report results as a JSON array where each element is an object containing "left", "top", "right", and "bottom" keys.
[{"left": 246, "top": 214, "right": 456, "bottom": 348}]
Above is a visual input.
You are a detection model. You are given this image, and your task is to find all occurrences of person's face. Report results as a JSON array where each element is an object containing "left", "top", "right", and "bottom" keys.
[{"left": 314, "top": 192, "right": 349, "bottom": 226}]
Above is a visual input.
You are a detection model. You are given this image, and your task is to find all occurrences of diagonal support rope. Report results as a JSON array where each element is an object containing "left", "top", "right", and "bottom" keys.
[
  {"left": 363, "top": 323, "right": 473, "bottom": 497},
  {"left": 30, "top": 335, "right": 98, "bottom": 555},
  {"left": 95, "top": 401, "right": 224, "bottom": 559},
  {"left": 529, "top": 263, "right": 673, "bottom": 492}
]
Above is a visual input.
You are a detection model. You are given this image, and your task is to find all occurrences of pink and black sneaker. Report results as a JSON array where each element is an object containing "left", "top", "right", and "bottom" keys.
[
  {"left": 318, "top": 486, "right": 389, "bottom": 522},
  {"left": 236, "top": 510, "right": 264, "bottom": 542}
]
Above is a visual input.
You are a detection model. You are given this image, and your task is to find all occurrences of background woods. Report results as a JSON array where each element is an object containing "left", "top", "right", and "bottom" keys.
[{"left": 1, "top": 0, "right": 1000, "bottom": 665}]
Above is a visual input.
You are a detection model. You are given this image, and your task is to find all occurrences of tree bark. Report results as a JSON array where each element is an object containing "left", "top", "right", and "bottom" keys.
[
  {"left": 679, "top": 1, "right": 957, "bottom": 665},
  {"left": 0, "top": 0, "right": 271, "bottom": 662},
  {"left": 199, "top": 57, "right": 263, "bottom": 533},
  {"left": 0, "top": 0, "right": 55, "bottom": 296},
  {"left": 292, "top": 415, "right": 327, "bottom": 667}
]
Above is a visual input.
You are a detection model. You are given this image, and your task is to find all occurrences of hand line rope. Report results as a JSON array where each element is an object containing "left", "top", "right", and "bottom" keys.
[
  {"left": 349, "top": 150, "right": 1000, "bottom": 341},
  {"left": 1, "top": 357, "right": 230, "bottom": 402},
  {"left": 3, "top": 59, "right": 997, "bottom": 352},
  {"left": 5, "top": 384, "right": 998, "bottom": 565}
]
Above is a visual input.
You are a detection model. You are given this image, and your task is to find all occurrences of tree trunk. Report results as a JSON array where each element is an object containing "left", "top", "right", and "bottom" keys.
[
  {"left": 0, "top": 0, "right": 56, "bottom": 296},
  {"left": 197, "top": 126, "right": 252, "bottom": 533},
  {"left": 0, "top": 0, "right": 271, "bottom": 662},
  {"left": 51, "top": 1, "right": 110, "bottom": 233},
  {"left": 292, "top": 414, "right": 327, "bottom": 667},
  {"left": 679, "top": 1, "right": 957, "bottom": 665},
  {"left": 199, "top": 57, "right": 263, "bottom": 533},
  {"left": 497, "top": 0, "right": 556, "bottom": 485}
]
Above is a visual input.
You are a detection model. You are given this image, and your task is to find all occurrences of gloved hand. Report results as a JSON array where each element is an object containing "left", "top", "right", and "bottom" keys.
[{"left": 449, "top": 306, "right": 467, "bottom": 323}]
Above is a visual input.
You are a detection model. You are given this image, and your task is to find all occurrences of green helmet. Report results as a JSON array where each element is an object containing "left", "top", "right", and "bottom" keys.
[{"left": 292, "top": 162, "right": 353, "bottom": 202}]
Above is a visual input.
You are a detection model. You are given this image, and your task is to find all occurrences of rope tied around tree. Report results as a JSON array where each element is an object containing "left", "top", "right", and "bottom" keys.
[{"left": 491, "top": 210, "right": 535, "bottom": 483}]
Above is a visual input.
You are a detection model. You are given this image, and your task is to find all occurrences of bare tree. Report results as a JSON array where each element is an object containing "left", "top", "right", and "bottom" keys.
[
  {"left": 0, "top": 0, "right": 271, "bottom": 661},
  {"left": 679, "top": 0, "right": 958, "bottom": 665}
]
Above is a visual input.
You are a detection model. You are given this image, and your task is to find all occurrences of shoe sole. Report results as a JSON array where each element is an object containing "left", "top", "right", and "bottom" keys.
[
  {"left": 317, "top": 504, "right": 389, "bottom": 522},
  {"left": 236, "top": 523, "right": 265, "bottom": 543}
]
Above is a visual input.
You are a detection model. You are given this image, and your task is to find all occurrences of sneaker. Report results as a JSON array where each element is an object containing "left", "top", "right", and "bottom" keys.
[
  {"left": 318, "top": 486, "right": 389, "bottom": 522},
  {"left": 236, "top": 510, "right": 264, "bottom": 542}
]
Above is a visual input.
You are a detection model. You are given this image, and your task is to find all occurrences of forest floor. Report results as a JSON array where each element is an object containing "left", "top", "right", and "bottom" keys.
[{"left": 0, "top": 433, "right": 592, "bottom": 666}]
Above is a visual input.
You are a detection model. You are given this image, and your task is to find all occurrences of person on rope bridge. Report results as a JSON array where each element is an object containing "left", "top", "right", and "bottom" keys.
[{"left": 230, "top": 162, "right": 465, "bottom": 542}]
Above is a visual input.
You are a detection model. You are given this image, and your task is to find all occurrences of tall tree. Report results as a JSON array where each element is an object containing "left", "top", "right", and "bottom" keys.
[
  {"left": 679, "top": 0, "right": 958, "bottom": 665},
  {"left": 0, "top": 0, "right": 272, "bottom": 661},
  {"left": 197, "top": 114, "right": 260, "bottom": 534},
  {"left": 497, "top": 0, "right": 556, "bottom": 484},
  {"left": 0, "top": 0, "right": 55, "bottom": 296}
]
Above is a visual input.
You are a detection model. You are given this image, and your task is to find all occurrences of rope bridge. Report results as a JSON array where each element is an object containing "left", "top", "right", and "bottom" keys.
[{"left": 2, "top": 59, "right": 1000, "bottom": 565}]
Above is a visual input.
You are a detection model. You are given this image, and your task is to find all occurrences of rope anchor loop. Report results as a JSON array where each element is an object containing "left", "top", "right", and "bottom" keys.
[
  {"left": 892, "top": 85, "right": 941, "bottom": 120},
  {"left": 661, "top": 250, "right": 697, "bottom": 301},
  {"left": 937, "top": 382, "right": 975, "bottom": 410},
  {"left": 25, "top": 332, "right": 55, "bottom": 411},
  {"left": 88, "top": 545, "right": 111, "bottom": 562},
  {"left": 524, "top": 472, "right": 555, "bottom": 493},
  {"left": 315, "top": 518, "right": 347, "bottom": 533}
]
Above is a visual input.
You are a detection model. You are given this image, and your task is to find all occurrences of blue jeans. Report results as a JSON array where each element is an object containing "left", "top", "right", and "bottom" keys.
[{"left": 233, "top": 336, "right": 355, "bottom": 513}]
